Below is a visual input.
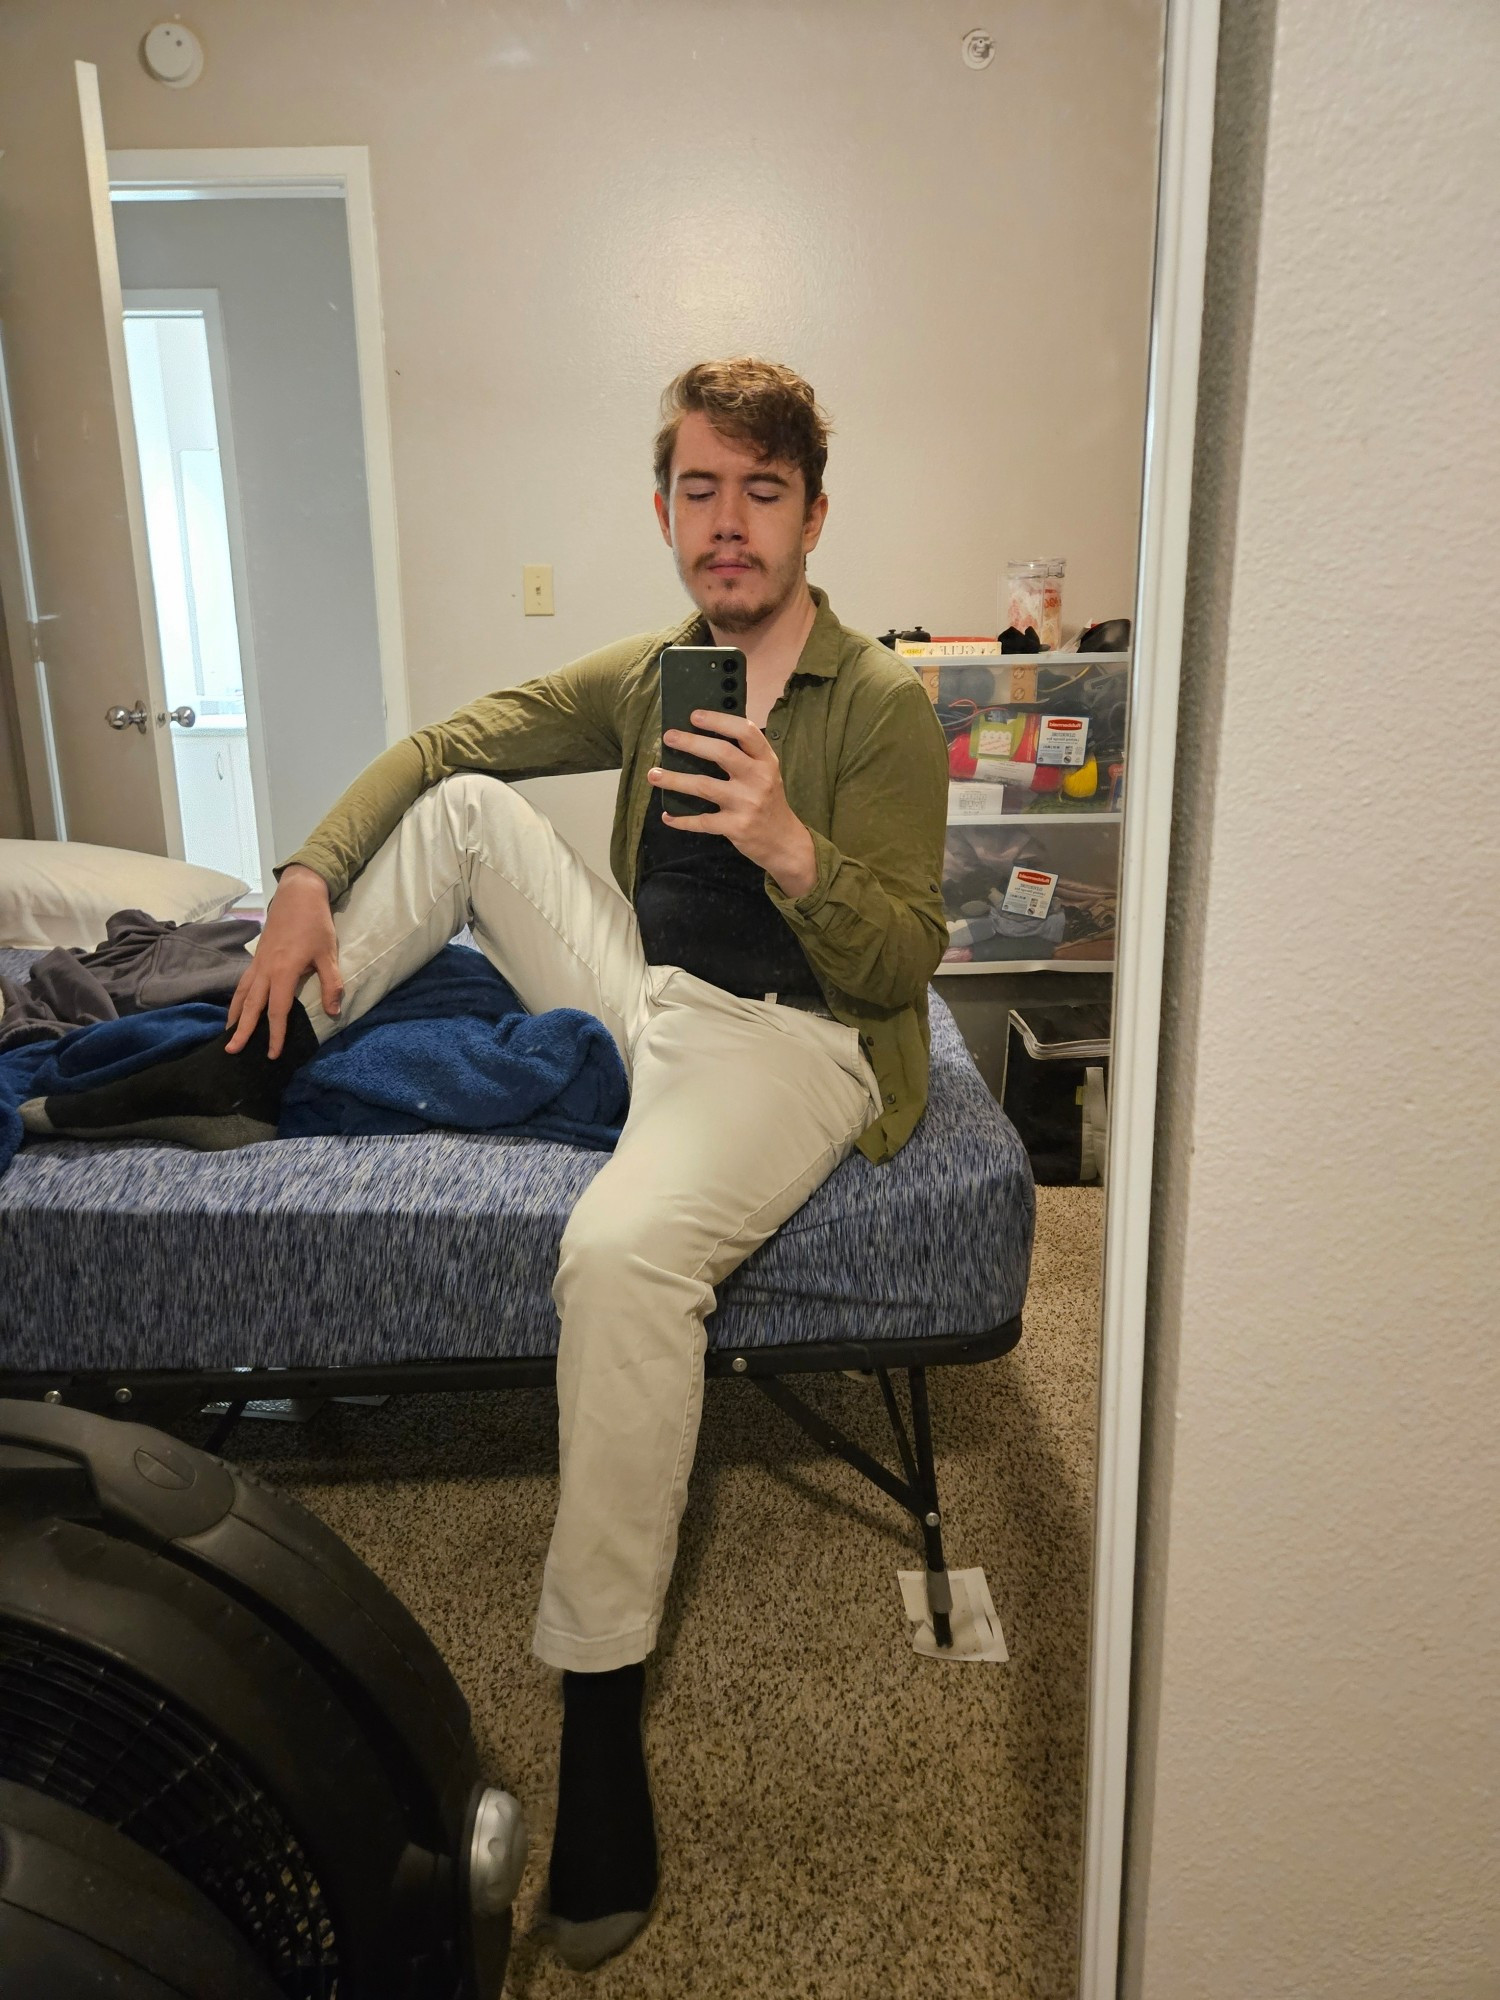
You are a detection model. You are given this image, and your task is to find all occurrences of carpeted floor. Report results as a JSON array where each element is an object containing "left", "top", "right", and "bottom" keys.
[{"left": 190, "top": 1185, "right": 1104, "bottom": 1998}]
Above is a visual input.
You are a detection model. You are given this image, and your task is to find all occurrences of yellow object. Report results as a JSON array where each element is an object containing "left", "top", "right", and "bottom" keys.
[{"left": 1061, "top": 754, "right": 1099, "bottom": 800}]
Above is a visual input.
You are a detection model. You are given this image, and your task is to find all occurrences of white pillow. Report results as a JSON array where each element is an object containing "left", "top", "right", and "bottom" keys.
[{"left": 0, "top": 840, "right": 248, "bottom": 951}]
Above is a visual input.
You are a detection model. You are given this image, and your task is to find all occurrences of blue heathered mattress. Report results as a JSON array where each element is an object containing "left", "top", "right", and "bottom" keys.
[{"left": 0, "top": 947, "right": 1033, "bottom": 1374}]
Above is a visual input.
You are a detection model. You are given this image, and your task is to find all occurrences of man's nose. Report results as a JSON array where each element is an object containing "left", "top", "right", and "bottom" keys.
[{"left": 711, "top": 493, "right": 748, "bottom": 538}]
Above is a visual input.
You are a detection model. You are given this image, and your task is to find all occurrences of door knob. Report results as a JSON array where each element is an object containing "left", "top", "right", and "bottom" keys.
[
  {"left": 105, "top": 702, "right": 149, "bottom": 734},
  {"left": 163, "top": 706, "right": 197, "bottom": 728}
]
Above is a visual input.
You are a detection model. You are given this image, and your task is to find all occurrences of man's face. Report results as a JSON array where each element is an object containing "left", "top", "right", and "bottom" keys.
[{"left": 654, "top": 409, "right": 828, "bottom": 633}]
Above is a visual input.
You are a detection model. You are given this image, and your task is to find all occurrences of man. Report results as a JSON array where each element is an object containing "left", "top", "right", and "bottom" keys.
[{"left": 227, "top": 357, "right": 949, "bottom": 1969}]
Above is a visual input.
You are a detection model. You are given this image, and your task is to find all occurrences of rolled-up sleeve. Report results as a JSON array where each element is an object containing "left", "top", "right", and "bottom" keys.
[{"left": 765, "top": 675, "right": 949, "bottom": 1010}]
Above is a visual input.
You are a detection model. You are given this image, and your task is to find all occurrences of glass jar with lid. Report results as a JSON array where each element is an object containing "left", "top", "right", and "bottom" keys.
[{"left": 1004, "top": 558, "right": 1066, "bottom": 649}]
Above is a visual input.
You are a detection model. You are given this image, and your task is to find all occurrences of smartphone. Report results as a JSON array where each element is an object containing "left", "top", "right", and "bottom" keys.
[{"left": 658, "top": 645, "right": 747, "bottom": 816}]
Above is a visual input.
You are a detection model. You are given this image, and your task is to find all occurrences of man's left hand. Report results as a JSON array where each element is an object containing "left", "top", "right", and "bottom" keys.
[{"left": 649, "top": 711, "right": 818, "bottom": 898}]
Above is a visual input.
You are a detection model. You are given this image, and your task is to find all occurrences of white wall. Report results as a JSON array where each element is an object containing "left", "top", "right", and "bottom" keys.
[
  {"left": 0, "top": 0, "right": 1164, "bottom": 872},
  {"left": 112, "top": 198, "right": 387, "bottom": 865},
  {"left": 1127, "top": 2, "right": 1500, "bottom": 1994}
]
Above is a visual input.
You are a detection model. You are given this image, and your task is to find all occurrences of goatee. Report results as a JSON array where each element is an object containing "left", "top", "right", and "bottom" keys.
[
  {"left": 687, "top": 555, "right": 804, "bottom": 633},
  {"left": 706, "top": 598, "right": 777, "bottom": 634}
]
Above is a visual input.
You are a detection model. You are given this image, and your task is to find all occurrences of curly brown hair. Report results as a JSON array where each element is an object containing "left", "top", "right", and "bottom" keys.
[{"left": 653, "top": 358, "right": 831, "bottom": 507}]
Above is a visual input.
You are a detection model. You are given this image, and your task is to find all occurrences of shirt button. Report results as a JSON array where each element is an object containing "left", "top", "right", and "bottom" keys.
[
  {"left": 884, "top": 1092, "right": 896, "bottom": 1106},
  {"left": 768, "top": 727, "right": 782, "bottom": 741}
]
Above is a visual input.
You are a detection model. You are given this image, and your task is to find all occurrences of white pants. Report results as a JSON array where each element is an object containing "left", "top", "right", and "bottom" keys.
[{"left": 292, "top": 774, "right": 880, "bottom": 1670}]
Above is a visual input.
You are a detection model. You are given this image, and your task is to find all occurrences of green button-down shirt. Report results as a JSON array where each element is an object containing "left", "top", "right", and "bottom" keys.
[{"left": 279, "top": 588, "right": 950, "bottom": 1162}]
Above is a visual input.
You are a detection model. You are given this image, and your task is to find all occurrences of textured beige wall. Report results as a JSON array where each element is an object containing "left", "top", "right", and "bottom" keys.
[
  {"left": 1128, "top": 2, "right": 1500, "bottom": 1994},
  {"left": 0, "top": 0, "right": 1164, "bottom": 866}
]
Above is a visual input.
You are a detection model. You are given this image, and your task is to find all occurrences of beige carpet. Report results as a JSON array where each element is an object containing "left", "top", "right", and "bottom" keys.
[{"left": 196, "top": 1185, "right": 1103, "bottom": 1998}]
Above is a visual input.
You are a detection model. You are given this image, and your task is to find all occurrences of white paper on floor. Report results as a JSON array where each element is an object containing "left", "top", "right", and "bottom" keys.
[{"left": 898, "top": 1567, "right": 1009, "bottom": 1663}]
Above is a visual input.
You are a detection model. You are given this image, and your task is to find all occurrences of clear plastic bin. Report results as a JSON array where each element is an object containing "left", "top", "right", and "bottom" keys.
[
  {"left": 910, "top": 647, "right": 1128, "bottom": 969},
  {"left": 940, "top": 817, "right": 1119, "bottom": 968},
  {"left": 923, "top": 655, "right": 1128, "bottom": 821}
]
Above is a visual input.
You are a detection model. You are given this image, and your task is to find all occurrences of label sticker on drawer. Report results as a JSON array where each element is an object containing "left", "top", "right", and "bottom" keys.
[
  {"left": 948, "top": 783, "right": 1008, "bottom": 824},
  {"left": 1001, "top": 866, "right": 1059, "bottom": 918},
  {"left": 1036, "top": 715, "right": 1089, "bottom": 766}
]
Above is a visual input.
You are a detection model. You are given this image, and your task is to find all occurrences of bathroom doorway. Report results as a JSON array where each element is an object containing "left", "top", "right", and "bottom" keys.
[
  {"left": 111, "top": 175, "right": 402, "bottom": 902},
  {"left": 122, "top": 294, "right": 264, "bottom": 895}
]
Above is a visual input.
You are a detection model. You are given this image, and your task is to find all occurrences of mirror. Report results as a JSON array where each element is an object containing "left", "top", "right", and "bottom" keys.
[{"left": 0, "top": 2, "right": 1171, "bottom": 1992}]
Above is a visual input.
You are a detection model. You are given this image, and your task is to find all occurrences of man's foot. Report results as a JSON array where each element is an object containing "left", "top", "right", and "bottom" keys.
[
  {"left": 20, "top": 1002, "right": 317, "bottom": 1149},
  {"left": 546, "top": 1661, "right": 657, "bottom": 1970}
]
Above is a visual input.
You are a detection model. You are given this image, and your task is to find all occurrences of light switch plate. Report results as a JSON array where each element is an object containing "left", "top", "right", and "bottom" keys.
[{"left": 523, "top": 564, "right": 554, "bottom": 616}]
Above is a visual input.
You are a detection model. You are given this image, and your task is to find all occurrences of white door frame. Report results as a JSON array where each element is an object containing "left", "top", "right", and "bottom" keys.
[
  {"left": 121, "top": 288, "right": 278, "bottom": 896},
  {"left": 1079, "top": 0, "right": 1222, "bottom": 1993},
  {"left": 106, "top": 147, "right": 411, "bottom": 747}
]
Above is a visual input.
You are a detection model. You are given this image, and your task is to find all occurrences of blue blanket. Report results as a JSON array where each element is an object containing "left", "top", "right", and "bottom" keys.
[
  {"left": 279, "top": 947, "right": 627, "bottom": 1149},
  {"left": 0, "top": 946, "right": 628, "bottom": 1173}
]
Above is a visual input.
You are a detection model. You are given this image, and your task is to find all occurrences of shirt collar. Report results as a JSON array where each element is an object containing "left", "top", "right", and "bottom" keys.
[{"left": 792, "top": 587, "right": 843, "bottom": 679}]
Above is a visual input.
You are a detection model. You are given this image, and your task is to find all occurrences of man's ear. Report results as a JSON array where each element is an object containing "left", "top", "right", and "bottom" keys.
[
  {"left": 802, "top": 491, "right": 829, "bottom": 555},
  {"left": 654, "top": 490, "right": 674, "bottom": 547}
]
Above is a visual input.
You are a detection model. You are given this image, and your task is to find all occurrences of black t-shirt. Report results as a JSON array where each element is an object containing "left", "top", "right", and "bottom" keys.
[{"left": 634, "top": 787, "right": 821, "bottom": 999}]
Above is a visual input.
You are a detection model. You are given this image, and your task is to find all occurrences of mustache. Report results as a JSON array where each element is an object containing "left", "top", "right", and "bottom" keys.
[{"left": 695, "top": 553, "right": 762, "bottom": 572}]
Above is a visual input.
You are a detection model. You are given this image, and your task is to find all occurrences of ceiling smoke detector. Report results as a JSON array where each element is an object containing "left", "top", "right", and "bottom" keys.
[
  {"left": 962, "top": 29, "right": 996, "bottom": 71},
  {"left": 141, "top": 21, "right": 205, "bottom": 88}
]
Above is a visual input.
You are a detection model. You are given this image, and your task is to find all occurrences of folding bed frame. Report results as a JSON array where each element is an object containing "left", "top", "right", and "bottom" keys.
[{"left": 0, "top": 954, "right": 1034, "bottom": 1650}]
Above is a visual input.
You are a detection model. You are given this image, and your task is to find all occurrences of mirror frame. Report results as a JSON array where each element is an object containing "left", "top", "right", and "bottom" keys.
[
  {"left": 1081, "top": 0, "right": 1221, "bottom": 1992},
  {"left": 2, "top": 5, "right": 1224, "bottom": 1987}
]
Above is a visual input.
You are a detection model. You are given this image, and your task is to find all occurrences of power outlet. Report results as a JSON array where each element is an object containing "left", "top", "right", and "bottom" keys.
[{"left": 523, "top": 564, "right": 554, "bottom": 616}]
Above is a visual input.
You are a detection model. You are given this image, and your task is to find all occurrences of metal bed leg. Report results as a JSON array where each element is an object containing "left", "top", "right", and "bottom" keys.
[
  {"left": 907, "top": 1368, "right": 953, "bottom": 1650},
  {"left": 203, "top": 1399, "right": 248, "bottom": 1455},
  {"left": 752, "top": 1364, "right": 956, "bottom": 1650}
]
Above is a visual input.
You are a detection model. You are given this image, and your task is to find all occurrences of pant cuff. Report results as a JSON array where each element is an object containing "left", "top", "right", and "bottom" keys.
[{"left": 531, "top": 1618, "right": 657, "bottom": 1673}]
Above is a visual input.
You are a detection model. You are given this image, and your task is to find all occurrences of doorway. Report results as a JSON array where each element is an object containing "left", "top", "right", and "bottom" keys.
[
  {"left": 121, "top": 295, "right": 263, "bottom": 895},
  {"left": 106, "top": 152, "right": 409, "bottom": 902}
]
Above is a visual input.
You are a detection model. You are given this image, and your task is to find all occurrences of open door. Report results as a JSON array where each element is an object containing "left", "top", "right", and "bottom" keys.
[{"left": 0, "top": 60, "right": 180, "bottom": 854}]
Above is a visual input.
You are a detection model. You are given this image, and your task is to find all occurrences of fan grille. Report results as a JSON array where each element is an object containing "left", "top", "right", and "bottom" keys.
[{"left": 0, "top": 1617, "right": 339, "bottom": 1999}]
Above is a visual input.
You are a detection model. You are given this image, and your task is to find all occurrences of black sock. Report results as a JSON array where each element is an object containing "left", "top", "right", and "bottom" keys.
[
  {"left": 25, "top": 1002, "right": 318, "bottom": 1150},
  {"left": 548, "top": 1662, "right": 657, "bottom": 1924}
]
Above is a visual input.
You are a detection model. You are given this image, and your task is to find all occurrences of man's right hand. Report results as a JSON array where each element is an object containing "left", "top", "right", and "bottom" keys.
[{"left": 225, "top": 864, "right": 343, "bottom": 1058}]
